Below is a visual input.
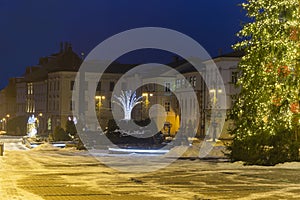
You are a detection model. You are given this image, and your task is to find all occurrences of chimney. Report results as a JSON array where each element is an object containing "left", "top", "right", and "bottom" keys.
[
  {"left": 68, "top": 42, "right": 72, "bottom": 51},
  {"left": 60, "top": 42, "right": 63, "bottom": 53},
  {"left": 64, "top": 42, "right": 68, "bottom": 52}
]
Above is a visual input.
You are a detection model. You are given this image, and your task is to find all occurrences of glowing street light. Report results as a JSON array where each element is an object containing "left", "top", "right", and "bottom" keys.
[
  {"left": 209, "top": 88, "right": 222, "bottom": 142},
  {"left": 142, "top": 92, "right": 153, "bottom": 105},
  {"left": 95, "top": 95, "right": 105, "bottom": 111},
  {"left": 141, "top": 92, "right": 153, "bottom": 120}
]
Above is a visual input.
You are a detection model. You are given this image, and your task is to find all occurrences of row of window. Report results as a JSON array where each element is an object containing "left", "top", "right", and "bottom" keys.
[
  {"left": 27, "top": 83, "right": 33, "bottom": 95},
  {"left": 26, "top": 100, "right": 34, "bottom": 113},
  {"left": 180, "top": 98, "right": 197, "bottom": 116},
  {"left": 176, "top": 76, "right": 197, "bottom": 89},
  {"left": 68, "top": 100, "right": 173, "bottom": 113},
  {"left": 71, "top": 81, "right": 115, "bottom": 92},
  {"left": 71, "top": 100, "right": 113, "bottom": 112},
  {"left": 48, "top": 100, "right": 59, "bottom": 111},
  {"left": 49, "top": 80, "right": 60, "bottom": 91}
]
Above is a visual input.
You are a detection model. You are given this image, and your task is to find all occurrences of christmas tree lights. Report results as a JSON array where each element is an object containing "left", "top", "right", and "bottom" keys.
[{"left": 228, "top": 0, "right": 300, "bottom": 165}]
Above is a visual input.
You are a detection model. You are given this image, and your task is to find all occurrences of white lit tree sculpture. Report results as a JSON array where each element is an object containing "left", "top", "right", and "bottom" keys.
[{"left": 113, "top": 90, "right": 143, "bottom": 120}]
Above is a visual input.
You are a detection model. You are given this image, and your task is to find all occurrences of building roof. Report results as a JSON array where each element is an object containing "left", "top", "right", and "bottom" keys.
[
  {"left": 24, "top": 42, "right": 82, "bottom": 82},
  {"left": 22, "top": 46, "right": 244, "bottom": 84}
]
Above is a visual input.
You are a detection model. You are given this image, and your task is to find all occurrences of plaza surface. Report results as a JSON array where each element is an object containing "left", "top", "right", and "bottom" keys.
[{"left": 0, "top": 136, "right": 300, "bottom": 200}]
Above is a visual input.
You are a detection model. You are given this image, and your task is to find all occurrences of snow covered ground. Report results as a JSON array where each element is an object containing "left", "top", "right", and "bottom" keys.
[
  {"left": 0, "top": 135, "right": 29, "bottom": 151},
  {"left": 0, "top": 136, "right": 300, "bottom": 199}
]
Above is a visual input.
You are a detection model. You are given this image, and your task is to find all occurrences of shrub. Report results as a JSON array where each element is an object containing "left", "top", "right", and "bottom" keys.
[{"left": 52, "top": 126, "right": 71, "bottom": 141}]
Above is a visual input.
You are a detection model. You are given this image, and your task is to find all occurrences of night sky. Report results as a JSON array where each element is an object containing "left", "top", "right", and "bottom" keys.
[{"left": 0, "top": 0, "right": 247, "bottom": 89}]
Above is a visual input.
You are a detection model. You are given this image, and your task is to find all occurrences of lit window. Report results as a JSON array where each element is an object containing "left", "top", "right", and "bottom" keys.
[
  {"left": 176, "top": 79, "right": 179, "bottom": 88},
  {"left": 27, "top": 83, "right": 33, "bottom": 95},
  {"left": 47, "top": 118, "right": 52, "bottom": 130}
]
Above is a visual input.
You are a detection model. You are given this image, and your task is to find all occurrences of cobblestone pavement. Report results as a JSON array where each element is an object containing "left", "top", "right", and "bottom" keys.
[{"left": 0, "top": 147, "right": 300, "bottom": 200}]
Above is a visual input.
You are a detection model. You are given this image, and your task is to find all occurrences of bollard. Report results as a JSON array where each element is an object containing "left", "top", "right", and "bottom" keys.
[{"left": 0, "top": 142, "right": 4, "bottom": 156}]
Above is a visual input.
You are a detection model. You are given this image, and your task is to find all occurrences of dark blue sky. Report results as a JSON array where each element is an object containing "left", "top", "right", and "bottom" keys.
[{"left": 0, "top": 0, "right": 246, "bottom": 89}]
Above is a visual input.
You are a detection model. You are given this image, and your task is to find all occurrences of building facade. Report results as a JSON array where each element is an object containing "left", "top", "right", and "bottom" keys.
[{"left": 0, "top": 45, "right": 242, "bottom": 139}]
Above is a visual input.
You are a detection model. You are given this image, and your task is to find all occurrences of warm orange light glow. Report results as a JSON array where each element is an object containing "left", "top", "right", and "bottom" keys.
[{"left": 95, "top": 95, "right": 105, "bottom": 99}]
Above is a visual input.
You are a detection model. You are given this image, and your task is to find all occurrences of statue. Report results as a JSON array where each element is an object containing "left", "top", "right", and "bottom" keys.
[{"left": 27, "top": 115, "right": 37, "bottom": 137}]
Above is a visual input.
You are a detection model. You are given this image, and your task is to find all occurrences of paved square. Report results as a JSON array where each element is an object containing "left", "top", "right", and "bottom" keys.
[{"left": 0, "top": 141, "right": 300, "bottom": 200}]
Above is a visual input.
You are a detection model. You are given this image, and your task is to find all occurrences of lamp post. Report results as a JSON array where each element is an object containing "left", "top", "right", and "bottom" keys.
[
  {"left": 5, "top": 114, "right": 10, "bottom": 133},
  {"left": 94, "top": 95, "right": 105, "bottom": 129},
  {"left": 142, "top": 92, "right": 152, "bottom": 120},
  {"left": 1, "top": 118, "right": 6, "bottom": 132},
  {"left": 209, "top": 89, "right": 222, "bottom": 142},
  {"left": 37, "top": 113, "right": 43, "bottom": 135},
  {"left": 95, "top": 95, "right": 105, "bottom": 112}
]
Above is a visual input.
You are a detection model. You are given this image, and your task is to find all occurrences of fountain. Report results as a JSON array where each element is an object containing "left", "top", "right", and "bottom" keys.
[{"left": 107, "top": 90, "right": 167, "bottom": 152}]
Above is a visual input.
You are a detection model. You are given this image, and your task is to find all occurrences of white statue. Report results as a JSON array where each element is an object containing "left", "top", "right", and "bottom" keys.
[{"left": 27, "top": 115, "right": 37, "bottom": 137}]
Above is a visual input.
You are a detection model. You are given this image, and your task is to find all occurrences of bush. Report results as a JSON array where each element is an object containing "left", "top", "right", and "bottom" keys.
[
  {"left": 51, "top": 126, "right": 71, "bottom": 141},
  {"left": 65, "top": 119, "right": 77, "bottom": 137},
  {"left": 227, "top": 130, "right": 300, "bottom": 166},
  {"left": 107, "top": 119, "right": 119, "bottom": 132},
  {"left": 7, "top": 116, "right": 27, "bottom": 136}
]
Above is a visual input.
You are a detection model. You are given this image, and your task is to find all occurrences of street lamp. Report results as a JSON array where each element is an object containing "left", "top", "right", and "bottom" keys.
[
  {"left": 142, "top": 92, "right": 153, "bottom": 119},
  {"left": 2, "top": 118, "right": 6, "bottom": 131},
  {"left": 142, "top": 92, "right": 152, "bottom": 105},
  {"left": 209, "top": 89, "right": 222, "bottom": 142},
  {"left": 95, "top": 95, "right": 105, "bottom": 111},
  {"left": 36, "top": 113, "right": 43, "bottom": 135},
  {"left": 4, "top": 114, "right": 10, "bottom": 133}
]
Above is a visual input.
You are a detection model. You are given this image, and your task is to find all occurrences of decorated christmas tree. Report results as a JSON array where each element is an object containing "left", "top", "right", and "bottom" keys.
[{"left": 229, "top": 0, "right": 300, "bottom": 165}]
